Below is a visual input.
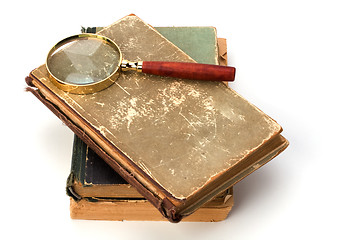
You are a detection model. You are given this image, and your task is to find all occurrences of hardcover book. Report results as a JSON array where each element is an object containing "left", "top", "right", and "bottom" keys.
[{"left": 26, "top": 14, "right": 288, "bottom": 222}]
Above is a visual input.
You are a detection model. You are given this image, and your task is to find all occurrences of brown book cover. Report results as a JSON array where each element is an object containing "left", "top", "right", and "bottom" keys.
[{"left": 26, "top": 14, "right": 288, "bottom": 222}]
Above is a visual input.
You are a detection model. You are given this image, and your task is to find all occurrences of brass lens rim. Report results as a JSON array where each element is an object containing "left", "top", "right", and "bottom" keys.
[{"left": 46, "top": 33, "right": 123, "bottom": 94}]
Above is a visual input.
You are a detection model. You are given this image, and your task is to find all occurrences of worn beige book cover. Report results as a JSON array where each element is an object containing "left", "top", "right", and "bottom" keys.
[{"left": 27, "top": 14, "right": 288, "bottom": 222}]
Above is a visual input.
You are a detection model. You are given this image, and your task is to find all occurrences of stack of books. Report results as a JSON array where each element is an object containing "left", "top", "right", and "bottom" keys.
[{"left": 26, "top": 14, "right": 288, "bottom": 223}]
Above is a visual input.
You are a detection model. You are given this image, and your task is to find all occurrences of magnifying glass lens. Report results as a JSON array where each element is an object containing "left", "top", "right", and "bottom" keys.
[{"left": 47, "top": 37, "right": 121, "bottom": 85}]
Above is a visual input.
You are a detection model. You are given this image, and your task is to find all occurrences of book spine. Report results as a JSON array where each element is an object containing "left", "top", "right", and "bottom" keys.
[{"left": 66, "top": 136, "right": 87, "bottom": 201}]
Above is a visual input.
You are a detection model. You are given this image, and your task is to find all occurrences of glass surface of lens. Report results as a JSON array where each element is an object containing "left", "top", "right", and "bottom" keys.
[{"left": 47, "top": 37, "right": 120, "bottom": 85}]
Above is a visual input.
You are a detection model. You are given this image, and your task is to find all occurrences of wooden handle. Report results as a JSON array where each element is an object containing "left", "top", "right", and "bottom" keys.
[{"left": 142, "top": 61, "right": 235, "bottom": 81}]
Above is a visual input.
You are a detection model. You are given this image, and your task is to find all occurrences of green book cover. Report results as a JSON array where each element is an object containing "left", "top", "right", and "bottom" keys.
[{"left": 67, "top": 26, "right": 225, "bottom": 201}]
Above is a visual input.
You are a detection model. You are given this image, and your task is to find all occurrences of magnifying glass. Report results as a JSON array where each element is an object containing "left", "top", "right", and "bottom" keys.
[{"left": 46, "top": 33, "right": 236, "bottom": 94}]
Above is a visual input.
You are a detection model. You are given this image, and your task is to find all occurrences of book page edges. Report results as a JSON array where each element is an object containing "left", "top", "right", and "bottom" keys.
[
  {"left": 70, "top": 196, "right": 233, "bottom": 222},
  {"left": 178, "top": 134, "right": 288, "bottom": 216}
]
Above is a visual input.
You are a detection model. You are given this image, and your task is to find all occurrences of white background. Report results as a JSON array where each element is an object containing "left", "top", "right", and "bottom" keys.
[{"left": 1, "top": 1, "right": 336, "bottom": 239}]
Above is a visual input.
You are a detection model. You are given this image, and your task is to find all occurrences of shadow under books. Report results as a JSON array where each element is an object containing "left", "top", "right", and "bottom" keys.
[{"left": 228, "top": 165, "right": 281, "bottom": 217}]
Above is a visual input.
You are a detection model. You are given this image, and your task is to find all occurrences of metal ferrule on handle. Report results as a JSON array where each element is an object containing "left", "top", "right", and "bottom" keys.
[{"left": 121, "top": 60, "right": 143, "bottom": 72}]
